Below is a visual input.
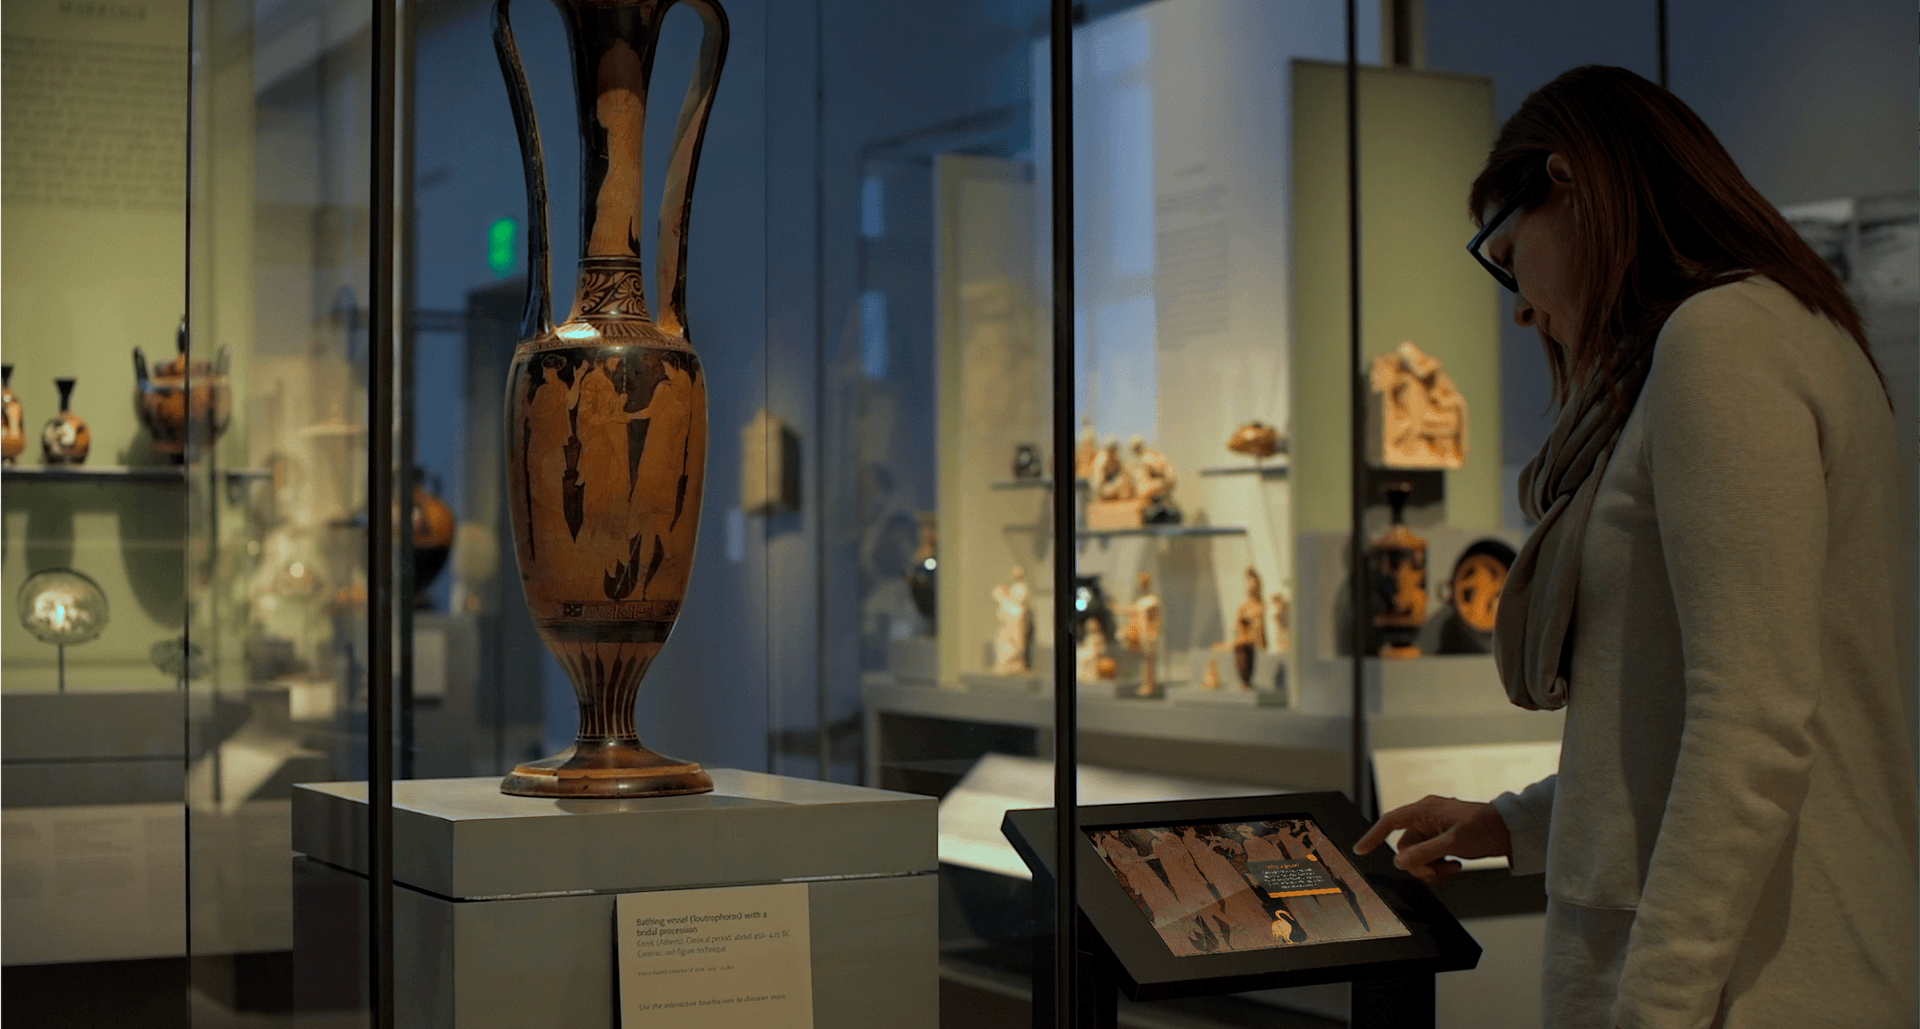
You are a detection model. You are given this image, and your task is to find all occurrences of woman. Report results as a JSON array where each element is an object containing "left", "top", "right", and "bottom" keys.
[{"left": 1355, "top": 66, "right": 1916, "bottom": 1028}]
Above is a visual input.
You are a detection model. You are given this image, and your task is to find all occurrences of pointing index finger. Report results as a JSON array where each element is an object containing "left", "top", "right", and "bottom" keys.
[
  {"left": 1353, "top": 806, "right": 1413, "bottom": 854},
  {"left": 1393, "top": 827, "right": 1459, "bottom": 872}
]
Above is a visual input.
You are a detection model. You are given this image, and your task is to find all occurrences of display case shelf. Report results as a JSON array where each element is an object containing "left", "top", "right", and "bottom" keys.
[
  {"left": 1078, "top": 524, "right": 1246, "bottom": 540},
  {"left": 2, "top": 465, "right": 271, "bottom": 486},
  {"left": 1198, "top": 460, "right": 1289, "bottom": 478},
  {"left": 989, "top": 477, "right": 1095, "bottom": 490},
  {"left": 862, "top": 677, "right": 1346, "bottom": 752}
]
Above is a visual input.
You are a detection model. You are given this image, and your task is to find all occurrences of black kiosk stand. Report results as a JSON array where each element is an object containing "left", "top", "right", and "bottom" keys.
[{"left": 1003, "top": 793, "right": 1481, "bottom": 1029}]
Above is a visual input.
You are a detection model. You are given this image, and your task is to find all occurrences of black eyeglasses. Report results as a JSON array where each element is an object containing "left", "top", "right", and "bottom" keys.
[{"left": 1466, "top": 191, "right": 1526, "bottom": 293}]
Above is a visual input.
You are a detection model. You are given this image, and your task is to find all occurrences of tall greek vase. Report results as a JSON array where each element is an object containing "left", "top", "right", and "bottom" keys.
[
  {"left": 494, "top": 0, "right": 727, "bottom": 798},
  {"left": 1368, "top": 481, "right": 1427, "bottom": 659}
]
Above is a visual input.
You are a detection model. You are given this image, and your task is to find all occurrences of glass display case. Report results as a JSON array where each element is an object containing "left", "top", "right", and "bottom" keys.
[{"left": 2, "top": 0, "right": 1912, "bottom": 1026}]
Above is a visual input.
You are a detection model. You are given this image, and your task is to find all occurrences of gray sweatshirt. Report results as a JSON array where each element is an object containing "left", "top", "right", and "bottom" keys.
[{"left": 1492, "top": 275, "right": 1919, "bottom": 1029}]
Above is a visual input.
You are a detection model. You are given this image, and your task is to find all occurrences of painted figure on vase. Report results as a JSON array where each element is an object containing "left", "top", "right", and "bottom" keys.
[
  {"left": 587, "top": 41, "right": 646, "bottom": 258},
  {"left": 991, "top": 566, "right": 1032, "bottom": 675},
  {"left": 513, "top": 350, "right": 710, "bottom": 611},
  {"left": 1369, "top": 482, "right": 1427, "bottom": 658},
  {"left": 622, "top": 352, "right": 703, "bottom": 601},
  {"left": 574, "top": 358, "right": 642, "bottom": 562},
  {"left": 1121, "top": 571, "right": 1162, "bottom": 695},
  {"left": 524, "top": 356, "right": 581, "bottom": 566}
]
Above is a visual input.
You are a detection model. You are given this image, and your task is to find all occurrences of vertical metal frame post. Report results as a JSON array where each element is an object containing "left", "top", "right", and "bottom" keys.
[
  {"left": 397, "top": 0, "right": 419, "bottom": 784},
  {"left": 370, "top": 0, "right": 399, "bottom": 1024},
  {"left": 1344, "top": 0, "right": 1373, "bottom": 820},
  {"left": 1049, "top": 0, "right": 1080, "bottom": 1025}
]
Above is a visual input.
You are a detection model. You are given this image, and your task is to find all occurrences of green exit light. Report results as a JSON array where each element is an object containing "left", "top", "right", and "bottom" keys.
[{"left": 487, "top": 217, "right": 520, "bottom": 278}]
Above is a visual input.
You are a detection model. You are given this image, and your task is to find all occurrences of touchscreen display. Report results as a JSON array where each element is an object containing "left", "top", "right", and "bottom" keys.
[{"left": 1086, "top": 817, "right": 1410, "bottom": 957}]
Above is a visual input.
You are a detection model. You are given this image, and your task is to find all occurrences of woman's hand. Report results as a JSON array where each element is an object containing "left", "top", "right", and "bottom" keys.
[{"left": 1353, "top": 796, "right": 1513, "bottom": 888}]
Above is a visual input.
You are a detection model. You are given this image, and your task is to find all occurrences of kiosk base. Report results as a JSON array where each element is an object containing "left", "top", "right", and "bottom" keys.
[{"left": 1031, "top": 919, "right": 1434, "bottom": 1029}]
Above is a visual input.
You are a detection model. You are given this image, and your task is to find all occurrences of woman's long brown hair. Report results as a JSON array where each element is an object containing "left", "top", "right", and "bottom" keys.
[{"left": 1469, "top": 65, "right": 1886, "bottom": 410}]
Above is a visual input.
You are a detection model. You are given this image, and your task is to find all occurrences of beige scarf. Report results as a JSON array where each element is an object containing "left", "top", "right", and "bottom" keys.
[{"left": 1495, "top": 337, "right": 1657, "bottom": 711}]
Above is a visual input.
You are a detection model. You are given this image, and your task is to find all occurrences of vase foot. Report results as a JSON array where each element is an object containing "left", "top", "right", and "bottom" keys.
[{"left": 500, "top": 740, "right": 714, "bottom": 798}]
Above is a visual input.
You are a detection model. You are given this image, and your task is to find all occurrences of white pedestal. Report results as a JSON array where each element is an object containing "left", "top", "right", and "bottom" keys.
[{"left": 291, "top": 770, "right": 937, "bottom": 1029}]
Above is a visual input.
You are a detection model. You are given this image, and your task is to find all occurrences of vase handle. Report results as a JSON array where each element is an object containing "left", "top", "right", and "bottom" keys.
[
  {"left": 492, "top": 0, "right": 553, "bottom": 340},
  {"left": 654, "top": 0, "right": 729, "bottom": 337}
]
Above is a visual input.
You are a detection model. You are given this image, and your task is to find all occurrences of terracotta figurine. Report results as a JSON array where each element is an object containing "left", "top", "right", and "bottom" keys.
[
  {"left": 1077, "top": 617, "right": 1117, "bottom": 682},
  {"left": 1129, "top": 436, "right": 1181, "bottom": 524},
  {"left": 1369, "top": 341, "right": 1467, "bottom": 468},
  {"left": 1271, "top": 588, "right": 1293, "bottom": 657},
  {"left": 1120, "top": 572, "right": 1162, "bottom": 695},
  {"left": 1090, "top": 435, "right": 1134, "bottom": 502},
  {"left": 991, "top": 566, "right": 1032, "bottom": 675},
  {"left": 1086, "top": 434, "right": 1146, "bottom": 530},
  {"left": 1226, "top": 420, "right": 1285, "bottom": 459},
  {"left": 1072, "top": 417, "right": 1098, "bottom": 481},
  {"left": 1229, "top": 566, "right": 1268, "bottom": 688}
]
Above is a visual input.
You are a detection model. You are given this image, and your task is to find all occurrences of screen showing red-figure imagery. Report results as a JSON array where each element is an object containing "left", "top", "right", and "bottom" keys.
[{"left": 1085, "top": 818, "right": 1410, "bottom": 957}]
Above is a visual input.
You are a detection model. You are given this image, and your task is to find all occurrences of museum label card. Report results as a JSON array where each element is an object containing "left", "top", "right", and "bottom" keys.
[
  {"left": 617, "top": 881, "right": 813, "bottom": 1028},
  {"left": 1247, "top": 859, "right": 1341, "bottom": 898}
]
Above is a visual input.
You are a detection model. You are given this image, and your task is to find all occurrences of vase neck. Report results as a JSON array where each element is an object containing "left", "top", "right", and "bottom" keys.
[
  {"left": 565, "top": 5, "right": 671, "bottom": 319},
  {"left": 547, "top": 0, "right": 727, "bottom": 336},
  {"left": 567, "top": 256, "right": 652, "bottom": 323},
  {"left": 1386, "top": 487, "right": 1408, "bottom": 525},
  {"left": 55, "top": 379, "right": 74, "bottom": 412}
]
